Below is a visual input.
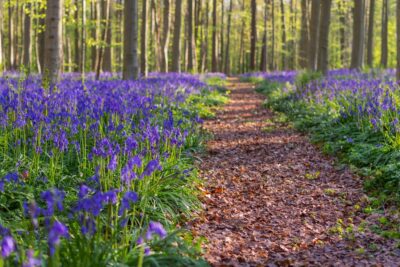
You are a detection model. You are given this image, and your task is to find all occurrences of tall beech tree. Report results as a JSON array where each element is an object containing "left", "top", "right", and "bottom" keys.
[
  {"left": 308, "top": 0, "right": 320, "bottom": 71},
  {"left": 397, "top": 0, "right": 400, "bottom": 80},
  {"left": 317, "top": 0, "right": 332, "bottom": 75},
  {"left": 381, "top": 0, "right": 388, "bottom": 67},
  {"left": 249, "top": 0, "right": 256, "bottom": 70},
  {"left": 123, "top": 0, "right": 138, "bottom": 80},
  {"left": 224, "top": 0, "right": 233, "bottom": 74},
  {"left": 211, "top": 0, "right": 218, "bottom": 72},
  {"left": 260, "top": 0, "right": 268, "bottom": 72},
  {"left": 171, "top": 0, "right": 182, "bottom": 72},
  {"left": 299, "top": 0, "right": 308, "bottom": 69},
  {"left": 43, "top": 0, "right": 63, "bottom": 84},
  {"left": 140, "top": 0, "right": 148, "bottom": 76},
  {"left": 351, "top": 0, "right": 365, "bottom": 70},
  {"left": 367, "top": 0, "right": 375, "bottom": 66}
]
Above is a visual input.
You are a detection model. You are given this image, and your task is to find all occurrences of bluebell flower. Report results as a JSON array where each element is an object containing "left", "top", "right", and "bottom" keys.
[
  {"left": 1, "top": 235, "right": 16, "bottom": 258},
  {"left": 48, "top": 221, "right": 68, "bottom": 256},
  {"left": 22, "top": 249, "right": 41, "bottom": 267},
  {"left": 118, "top": 191, "right": 138, "bottom": 215}
]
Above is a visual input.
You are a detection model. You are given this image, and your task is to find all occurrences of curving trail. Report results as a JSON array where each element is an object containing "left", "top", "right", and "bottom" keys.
[{"left": 190, "top": 78, "right": 400, "bottom": 266}]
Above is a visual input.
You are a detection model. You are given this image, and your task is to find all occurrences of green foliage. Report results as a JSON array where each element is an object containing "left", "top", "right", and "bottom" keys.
[
  {"left": 257, "top": 80, "right": 400, "bottom": 205},
  {"left": 295, "top": 71, "right": 323, "bottom": 89}
]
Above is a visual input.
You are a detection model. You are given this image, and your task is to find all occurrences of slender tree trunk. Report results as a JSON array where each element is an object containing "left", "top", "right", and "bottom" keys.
[
  {"left": 37, "top": 5, "right": 46, "bottom": 73},
  {"left": 299, "top": 0, "right": 308, "bottom": 69},
  {"left": 200, "top": 0, "right": 209, "bottom": 72},
  {"left": 224, "top": 0, "right": 233, "bottom": 74},
  {"left": 280, "top": 0, "right": 286, "bottom": 69},
  {"left": 308, "top": 0, "right": 320, "bottom": 71},
  {"left": 8, "top": 0, "right": 14, "bottom": 69},
  {"left": 250, "top": 0, "right": 257, "bottom": 70},
  {"left": 271, "top": 0, "right": 275, "bottom": 70},
  {"left": 339, "top": 1, "right": 346, "bottom": 67},
  {"left": 171, "top": 0, "right": 182, "bottom": 72},
  {"left": 23, "top": 2, "right": 31, "bottom": 68},
  {"left": 239, "top": 0, "right": 245, "bottom": 72},
  {"left": 396, "top": 0, "right": 400, "bottom": 80},
  {"left": 103, "top": 1, "right": 112, "bottom": 72},
  {"left": 43, "top": 0, "right": 63, "bottom": 85},
  {"left": 381, "top": 0, "right": 388, "bottom": 68},
  {"left": 260, "top": 0, "right": 268, "bottom": 72},
  {"left": 220, "top": 0, "right": 224, "bottom": 72},
  {"left": 366, "top": 0, "right": 375, "bottom": 66},
  {"left": 351, "top": 0, "right": 365, "bottom": 70},
  {"left": 90, "top": 0, "right": 97, "bottom": 71},
  {"left": 211, "top": 0, "right": 218, "bottom": 72},
  {"left": 188, "top": 0, "right": 196, "bottom": 72},
  {"left": 95, "top": 0, "right": 111, "bottom": 79},
  {"left": 317, "top": 0, "right": 332, "bottom": 75},
  {"left": 0, "top": 0, "right": 3, "bottom": 70},
  {"left": 81, "top": 0, "right": 86, "bottom": 75},
  {"left": 74, "top": 0, "right": 80, "bottom": 71},
  {"left": 141, "top": 0, "right": 148, "bottom": 76},
  {"left": 123, "top": 0, "right": 139, "bottom": 79},
  {"left": 161, "top": 0, "right": 170, "bottom": 72}
]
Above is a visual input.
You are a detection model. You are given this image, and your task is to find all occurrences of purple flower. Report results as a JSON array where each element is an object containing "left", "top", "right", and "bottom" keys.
[
  {"left": 140, "top": 159, "right": 162, "bottom": 179},
  {"left": 41, "top": 189, "right": 65, "bottom": 217},
  {"left": 108, "top": 154, "right": 118, "bottom": 171},
  {"left": 145, "top": 221, "right": 167, "bottom": 240},
  {"left": 118, "top": 191, "right": 139, "bottom": 215},
  {"left": 22, "top": 249, "right": 41, "bottom": 267},
  {"left": 48, "top": 221, "right": 68, "bottom": 255},
  {"left": 1, "top": 235, "right": 16, "bottom": 258}
]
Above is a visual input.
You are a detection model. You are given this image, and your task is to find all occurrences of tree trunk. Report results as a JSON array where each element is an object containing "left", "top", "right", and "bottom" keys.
[
  {"left": 308, "top": 0, "right": 320, "bottom": 71},
  {"left": 74, "top": 0, "right": 80, "bottom": 71},
  {"left": 239, "top": 0, "right": 245, "bottom": 73},
  {"left": 141, "top": 0, "right": 148, "bottom": 76},
  {"left": 161, "top": 0, "right": 170, "bottom": 72},
  {"left": 396, "top": 0, "right": 400, "bottom": 80},
  {"left": 224, "top": 0, "right": 233, "bottom": 74},
  {"left": 23, "top": 2, "right": 31, "bottom": 68},
  {"left": 8, "top": 0, "right": 14, "bottom": 69},
  {"left": 187, "top": 0, "right": 196, "bottom": 72},
  {"left": 351, "top": 0, "right": 365, "bottom": 70},
  {"left": 317, "top": 0, "right": 332, "bottom": 75},
  {"left": 280, "top": 0, "right": 286, "bottom": 69},
  {"left": 171, "top": 0, "right": 182, "bottom": 72},
  {"left": 220, "top": 0, "right": 224, "bottom": 72},
  {"left": 211, "top": 0, "right": 218, "bottom": 72},
  {"left": 366, "top": 0, "right": 375, "bottom": 66},
  {"left": 95, "top": 0, "right": 111, "bottom": 79},
  {"left": 260, "top": 0, "right": 268, "bottom": 72},
  {"left": 271, "top": 0, "right": 275, "bottom": 70},
  {"left": 339, "top": 1, "right": 346, "bottom": 67},
  {"left": 123, "top": 0, "right": 139, "bottom": 80},
  {"left": 299, "top": 0, "right": 308, "bottom": 69},
  {"left": 200, "top": 0, "right": 209, "bottom": 72},
  {"left": 43, "top": 0, "right": 63, "bottom": 85},
  {"left": 250, "top": 0, "right": 256, "bottom": 70},
  {"left": 103, "top": 1, "right": 112, "bottom": 72},
  {"left": 381, "top": 0, "right": 388, "bottom": 68},
  {"left": 81, "top": 0, "right": 86, "bottom": 75}
]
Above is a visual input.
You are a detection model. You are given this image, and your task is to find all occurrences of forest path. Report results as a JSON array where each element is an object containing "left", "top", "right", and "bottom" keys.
[{"left": 190, "top": 78, "right": 400, "bottom": 266}]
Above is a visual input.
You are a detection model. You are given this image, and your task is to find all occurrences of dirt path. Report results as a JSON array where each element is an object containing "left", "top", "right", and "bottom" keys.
[{"left": 190, "top": 79, "right": 400, "bottom": 266}]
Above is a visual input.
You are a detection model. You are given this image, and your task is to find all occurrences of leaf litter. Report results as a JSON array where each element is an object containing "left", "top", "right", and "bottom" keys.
[{"left": 188, "top": 78, "right": 400, "bottom": 267}]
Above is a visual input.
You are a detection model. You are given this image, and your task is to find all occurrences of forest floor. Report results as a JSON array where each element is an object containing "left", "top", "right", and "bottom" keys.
[{"left": 189, "top": 78, "right": 400, "bottom": 266}]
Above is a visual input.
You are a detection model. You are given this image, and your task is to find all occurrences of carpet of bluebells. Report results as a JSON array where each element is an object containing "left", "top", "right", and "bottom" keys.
[
  {"left": 248, "top": 69, "right": 400, "bottom": 206},
  {"left": 0, "top": 72, "right": 226, "bottom": 266},
  {"left": 247, "top": 69, "right": 400, "bottom": 206}
]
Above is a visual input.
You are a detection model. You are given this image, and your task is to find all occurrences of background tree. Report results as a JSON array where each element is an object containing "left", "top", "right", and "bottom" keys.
[
  {"left": 366, "top": 0, "right": 375, "bottom": 66},
  {"left": 140, "top": 0, "right": 148, "bottom": 76},
  {"left": 317, "top": 0, "right": 332, "bottom": 75},
  {"left": 43, "top": 0, "right": 63, "bottom": 84},
  {"left": 381, "top": 0, "right": 388, "bottom": 67},
  {"left": 123, "top": 0, "right": 138, "bottom": 80},
  {"left": 249, "top": 0, "right": 256, "bottom": 71},
  {"left": 171, "top": 0, "right": 182, "bottom": 72},
  {"left": 308, "top": 0, "right": 320, "bottom": 71},
  {"left": 351, "top": 0, "right": 366, "bottom": 70},
  {"left": 397, "top": 0, "right": 400, "bottom": 80}
]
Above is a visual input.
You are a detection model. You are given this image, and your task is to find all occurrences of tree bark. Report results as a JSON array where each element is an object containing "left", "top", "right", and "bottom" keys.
[
  {"left": 74, "top": 0, "right": 80, "bottom": 71},
  {"left": 366, "top": 0, "right": 375, "bottom": 66},
  {"left": 280, "top": 0, "right": 286, "bottom": 69},
  {"left": 260, "top": 0, "right": 268, "bottom": 72},
  {"left": 381, "top": 0, "right": 388, "bottom": 68},
  {"left": 396, "top": 0, "right": 400, "bottom": 80},
  {"left": 8, "top": 0, "right": 14, "bottom": 69},
  {"left": 271, "top": 0, "right": 275, "bottom": 70},
  {"left": 224, "top": 0, "right": 233, "bottom": 74},
  {"left": 220, "top": 0, "right": 224, "bottom": 72},
  {"left": 351, "top": 0, "right": 365, "bottom": 70},
  {"left": 123, "top": 0, "right": 139, "bottom": 80},
  {"left": 211, "top": 0, "right": 218, "bottom": 72},
  {"left": 161, "top": 0, "right": 170, "bottom": 72},
  {"left": 95, "top": 0, "right": 111, "bottom": 79},
  {"left": 339, "top": 1, "right": 347, "bottom": 67},
  {"left": 187, "top": 0, "right": 196, "bottom": 72},
  {"left": 171, "top": 0, "right": 182, "bottom": 72},
  {"left": 308, "top": 0, "right": 320, "bottom": 71},
  {"left": 317, "top": 0, "right": 332, "bottom": 75},
  {"left": 250, "top": 0, "right": 257, "bottom": 71},
  {"left": 23, "top": 2, "right": 31, "bottom": 68},
  {"left": 299, "top": 0, "right": 308, "bottom": 69},
  {"left": 80, "top": 0, "right": 86, "bottom": 75},
  {"left": 103, "top": 1, "right": 112, "bottom": 72},
  {"left": 141, "top": 0, "right": 148, "bottom": 76},
  {"left": 43, "top": 0, "right": 63, "bottom": 85},
  {"left": 239, "top": 0, "right": 246, "bottom": 73}
]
